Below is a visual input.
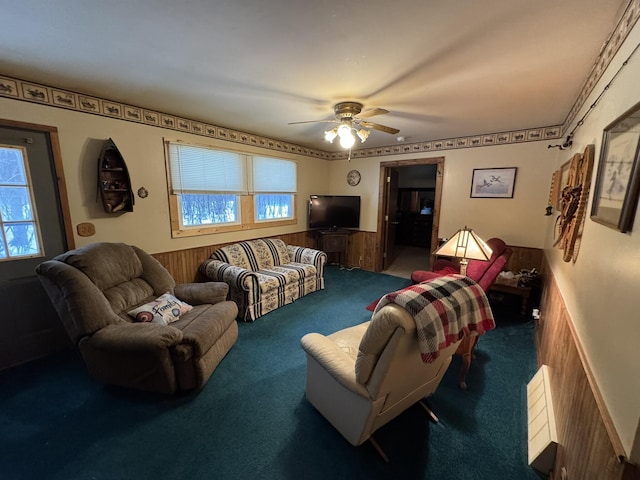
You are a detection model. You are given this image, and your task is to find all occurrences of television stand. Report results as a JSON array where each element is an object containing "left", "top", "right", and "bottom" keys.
[{"left": 317, "top": 230, "right": 351, "bottom": 267}]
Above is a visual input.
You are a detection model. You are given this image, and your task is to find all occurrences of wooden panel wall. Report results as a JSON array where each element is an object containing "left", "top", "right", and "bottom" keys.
[
  {"left": 505, "top": 245, "right": 544, "bottom": 273},
  {"left": 346, "top": 230, "right": 378, "bottom": 271},
  {"left": 152, "top": 231, "right": 317, "bottom": 284},
  {"left": 153, "top": 230, "right": 546, "bottom": 284},
  {"left": 537, "top": 259, "right": 639, "bottom": 480}
]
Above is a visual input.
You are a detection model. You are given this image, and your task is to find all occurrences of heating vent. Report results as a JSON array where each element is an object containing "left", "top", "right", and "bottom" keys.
[{"left": 527, "top": 364, "right": 558, "bottom": 474}]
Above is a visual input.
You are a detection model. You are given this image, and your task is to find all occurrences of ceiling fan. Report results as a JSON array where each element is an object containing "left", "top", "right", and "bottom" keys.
[{"left": 288, "top": 101, "right": 400, "bottom": 149}]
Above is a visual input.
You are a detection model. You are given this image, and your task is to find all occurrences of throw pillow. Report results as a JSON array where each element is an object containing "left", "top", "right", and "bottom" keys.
[{"left": 128, "top": 292, "right": 193, "bottom": 325}]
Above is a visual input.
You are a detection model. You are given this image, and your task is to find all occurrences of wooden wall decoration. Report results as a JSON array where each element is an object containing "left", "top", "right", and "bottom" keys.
[
  {"left": 553, "top": 144, "right": 595, "bottom": 262},
  {"left": 548, "top": 169, "right": 561, "bottom": 214},
  {"left": 98, "top": 138, "right": 134, "bottom": 213}
]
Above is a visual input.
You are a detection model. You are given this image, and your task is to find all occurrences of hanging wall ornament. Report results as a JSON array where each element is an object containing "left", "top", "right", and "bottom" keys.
[{"left": 553, "top": 144, "right": 594, "bottom": 262}]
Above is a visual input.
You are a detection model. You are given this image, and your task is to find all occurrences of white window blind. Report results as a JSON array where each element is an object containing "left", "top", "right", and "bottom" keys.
[
  {"left": 168, "top": 142, "right": 247, "bottom": 194},
  {"left": 252, "top": 157, "right": 297, "bottom": 193}
]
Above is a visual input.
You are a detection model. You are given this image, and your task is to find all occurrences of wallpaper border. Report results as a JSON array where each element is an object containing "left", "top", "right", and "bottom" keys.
[
  {"left": 3, "top": 2, "right": 638, "bottom": 160},
  {"left": 0, "top": 74, "right": 562, "bottom": 160},
  {"left": 562, "top": 0, "right": 640, "bottom": 134}
]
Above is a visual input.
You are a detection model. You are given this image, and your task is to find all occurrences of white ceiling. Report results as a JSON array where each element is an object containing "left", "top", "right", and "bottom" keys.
[{"left": 0, "top": 0, "right": 630, "bottom": 152}]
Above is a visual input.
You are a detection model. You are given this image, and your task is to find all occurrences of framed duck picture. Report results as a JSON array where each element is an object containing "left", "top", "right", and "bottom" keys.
[
  {"left": 470, "top": 167, "right": 517, "bottom": 198},
  {"left": 590, "top": 101, "right": 640, "bottom": 233}
]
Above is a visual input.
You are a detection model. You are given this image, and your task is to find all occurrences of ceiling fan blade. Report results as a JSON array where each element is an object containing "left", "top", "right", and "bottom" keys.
[
  {"left": 287, "top": 119, "right": 337, "bottom": 125},
  {"left": 360, "top": 121, "right": 400, "bottom": 135},
  {"left": 357, "top": 108, "right": 389, "bottom": 118}
]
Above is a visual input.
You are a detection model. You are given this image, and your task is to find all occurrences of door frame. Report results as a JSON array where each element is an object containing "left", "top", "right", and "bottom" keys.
[
  {"left": 0, "top": 119, "right": 74, "bottom": 251},
  {"left": 381, "top": 168, "right": 399, "bottom": 271},
  {"left": 375, "top": 157, "right": 444, "bottom": 272}
]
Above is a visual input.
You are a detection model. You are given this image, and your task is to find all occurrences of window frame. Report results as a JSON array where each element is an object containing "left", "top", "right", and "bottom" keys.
[
  {"left": 165, "top": 140, "right": 297, "bottom": 238},
  {"left": 0, "top": 143, "right": 44, "bottom": 261},
  {"left": 253, "top": 193, "right": 295, "bottom": 223}
]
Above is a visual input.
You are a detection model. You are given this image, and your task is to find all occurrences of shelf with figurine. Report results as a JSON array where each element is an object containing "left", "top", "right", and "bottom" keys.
[{"left": 98, "top": 138, "right": 134, "bottom": 213}]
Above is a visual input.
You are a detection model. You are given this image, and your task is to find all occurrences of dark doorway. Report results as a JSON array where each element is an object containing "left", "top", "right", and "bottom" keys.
[{"left": 376, "top": 158, "right": 443, "bottom": 278}]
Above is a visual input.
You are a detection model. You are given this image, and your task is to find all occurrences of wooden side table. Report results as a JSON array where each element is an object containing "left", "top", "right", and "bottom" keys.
[
  {"left": 489, "top": 282, "right": 532, "bottom": 315},
  {"left": 317, "top": 230, "right": 350, "bottom": 267}
]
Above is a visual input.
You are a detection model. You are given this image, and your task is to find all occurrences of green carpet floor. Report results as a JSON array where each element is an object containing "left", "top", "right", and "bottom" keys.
[{"left": 0, "top": 266, "right": 540, "bottom": 479}]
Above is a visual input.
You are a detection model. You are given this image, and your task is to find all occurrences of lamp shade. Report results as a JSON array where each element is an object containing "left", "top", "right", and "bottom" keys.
[
  {"left": 324, "top": 128, "right": 338, "bottom": 143},
  {"left": 435, "top": 226, "right": 492, "bottom": 261}
]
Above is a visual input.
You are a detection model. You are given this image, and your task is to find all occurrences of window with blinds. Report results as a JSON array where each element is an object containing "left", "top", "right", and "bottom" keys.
[
  {"left": 167, "top": 143, "right": 245, "bottom": 226},
  {"left": 252, "top": 156, "right": 296, "bottom": 222},
  {"left": 165, "top": 141, "right": 297, "bottom": 236}
]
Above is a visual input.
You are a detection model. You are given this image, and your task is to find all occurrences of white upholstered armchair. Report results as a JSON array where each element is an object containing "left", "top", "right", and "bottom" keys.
[
  {"left": 301, "top": 304, "right": 460, "bottom": 460},
  {"left": 300, "top": 275, "right": 495, "bottom": 460}
]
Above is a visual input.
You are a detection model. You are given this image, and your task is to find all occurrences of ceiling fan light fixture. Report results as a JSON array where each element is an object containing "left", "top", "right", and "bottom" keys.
[
  {"left": 356, "top": 129, "right": 370, "bottom": 143},
  {"left": 292, "top": 101, "right": 397, "bottom": 149},
  {"left": 337, "top": 123, "right": 352, "bottom": 137},
  {"left": 324, "top": 128, "right": 338, "bottom": 143},
  {"left": 339, "top": 131, "right": 356, "bottom": 149},
  {"left": 337, "top": 123, "right": 356, "bottom": 149}
]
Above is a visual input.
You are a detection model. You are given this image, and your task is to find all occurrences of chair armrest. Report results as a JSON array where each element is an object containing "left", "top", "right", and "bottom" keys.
[
  {"left": 87, "top": 323, "right": 184, "bottom": 352},
  {"left": 174, "top": 282, "right": 229, "bottom": 305},
  {"left": 199, "top": 259, "right": 257, "bottom": 292},
  {"left": 301, "top": 333, "right": 368, "bottom": 396},
  {"left": 288, "top": 245, "right": 327, "bottom": 268}
]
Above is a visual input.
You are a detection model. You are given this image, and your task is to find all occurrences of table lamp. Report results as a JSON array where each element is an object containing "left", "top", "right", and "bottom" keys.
[{"left": 434, "top": 226, "right": 493, "bottom": 276}]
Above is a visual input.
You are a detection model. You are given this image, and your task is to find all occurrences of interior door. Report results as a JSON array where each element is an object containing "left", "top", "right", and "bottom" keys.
[
  {"left": 382, "top": 168, "right": 399, "bottom": 270},
  {"left": 0, "top": 125, "right": 71, "bottom": 369}
]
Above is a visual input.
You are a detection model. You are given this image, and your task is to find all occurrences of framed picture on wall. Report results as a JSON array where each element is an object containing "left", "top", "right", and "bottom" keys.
[
  {"left": 590, "top": 100, "right": 640, "bottom": 233},
  {"left": 470, "top": 167, "right": 517, "bottom": 198}
]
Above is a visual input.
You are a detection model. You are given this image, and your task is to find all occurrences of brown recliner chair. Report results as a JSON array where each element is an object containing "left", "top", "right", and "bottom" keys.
[{"left": 36, "top": 242, "right": 238, "bottom": 394}]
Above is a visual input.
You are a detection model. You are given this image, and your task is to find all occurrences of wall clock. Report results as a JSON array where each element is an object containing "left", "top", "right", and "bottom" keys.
[{"left": 347, "top": 169, "right": 361, "bottom": 186}]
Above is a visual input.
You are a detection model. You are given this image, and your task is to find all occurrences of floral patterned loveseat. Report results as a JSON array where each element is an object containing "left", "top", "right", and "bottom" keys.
[{"left": 199, "top": 238, "right": 327, "bottom": 321}]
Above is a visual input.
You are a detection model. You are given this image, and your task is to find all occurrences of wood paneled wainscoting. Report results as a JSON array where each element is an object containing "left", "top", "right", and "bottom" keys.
[
  {"left": 152, "top": 230, "right": 381, "bottom": 284},
  {"left": 152, "top": 231, "right": 546, "bottom": 287},
  {"left": 537, "top": 259, "right": 639, "bottom": 480},
  {"left": 151, "top": 231, "right": 317, "bottom": 284},
  {"left": 505, "top": 245, "right": 544, "bottom": 273}
]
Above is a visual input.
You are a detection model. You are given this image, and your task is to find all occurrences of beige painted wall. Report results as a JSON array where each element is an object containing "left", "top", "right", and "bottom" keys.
[
  {"left": 0, "top": 98, "right": 330, "bottom": 253},
  {"left": 544, "top": 21, "right": 640, "bottom": 463},
  {"left": 328, "top": 142, "right": 556, "bottom": 248}
]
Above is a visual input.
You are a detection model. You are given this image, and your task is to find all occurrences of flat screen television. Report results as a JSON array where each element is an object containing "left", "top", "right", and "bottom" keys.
[{"left": 308, "top": 195, "right": 361, "bottom": 230}]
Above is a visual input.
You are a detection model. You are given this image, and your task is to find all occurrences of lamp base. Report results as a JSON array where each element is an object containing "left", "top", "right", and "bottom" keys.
[{"left": 460, "top": 259, "right": 469, "bottom": 277}]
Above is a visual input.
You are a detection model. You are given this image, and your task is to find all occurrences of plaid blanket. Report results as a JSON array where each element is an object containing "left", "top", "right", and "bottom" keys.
[{"left": 373, "top": 275, "right": 495, "bottom": 363}]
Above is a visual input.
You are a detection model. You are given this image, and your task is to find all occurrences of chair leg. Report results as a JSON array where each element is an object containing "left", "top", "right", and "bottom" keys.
[
  {"left": 419, "top": 400, "right": 439, "bottom": 423},
  {"left": 457, "top": 335, "right": 478, "bottom": 390},
  {"left": 368, "top": 436, "right": 390, "bottom": 463}
]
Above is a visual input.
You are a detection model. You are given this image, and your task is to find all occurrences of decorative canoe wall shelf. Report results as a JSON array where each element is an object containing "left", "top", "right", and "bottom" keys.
[{"left": 98, "top": 138, "right": 134, "bottom": 213}]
